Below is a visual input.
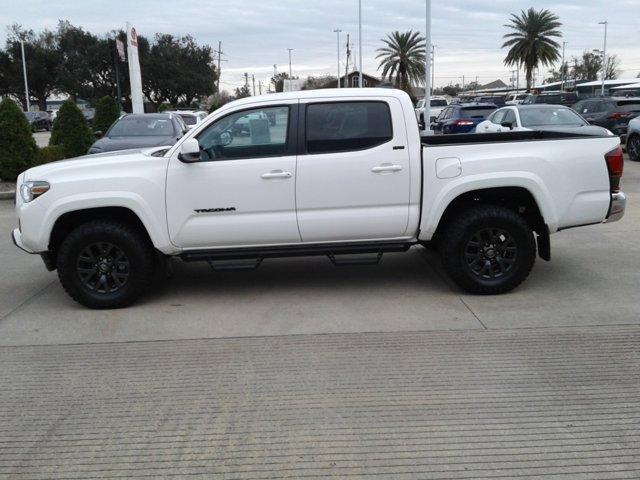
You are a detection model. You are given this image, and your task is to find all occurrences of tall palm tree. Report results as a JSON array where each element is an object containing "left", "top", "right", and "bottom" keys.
[
  {"left": 376, "top": 31, "right": 425, "bottom": 96},
  {"left": 502, "top": 8, "right": 562, "bottom": 91}
]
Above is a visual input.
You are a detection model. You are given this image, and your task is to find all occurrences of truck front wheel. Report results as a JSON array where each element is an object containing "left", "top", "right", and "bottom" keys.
[
  {"left": 440, "top": 205, "right": 536, "bottom": 294},
  {"left": 56, "top": 220, "right": 155, "bottom": 309}
]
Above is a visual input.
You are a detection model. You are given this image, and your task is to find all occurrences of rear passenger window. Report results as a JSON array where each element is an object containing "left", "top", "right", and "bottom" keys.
[{"left": 306, "top": 101, "right": 393, "bottom": 154}]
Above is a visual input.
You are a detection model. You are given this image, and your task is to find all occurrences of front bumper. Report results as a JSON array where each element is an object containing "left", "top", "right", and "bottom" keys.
[
  {"left": 12, "top": 228, "right": 35, "bottom": 253},
  {"left": 606, "top": 192, "right": 626, "bottom": 223}
]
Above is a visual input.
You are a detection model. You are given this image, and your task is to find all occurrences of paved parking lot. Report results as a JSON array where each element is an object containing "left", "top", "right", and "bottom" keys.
[{"left": 0, "top": 157, "right": 638, "bottom": 478}]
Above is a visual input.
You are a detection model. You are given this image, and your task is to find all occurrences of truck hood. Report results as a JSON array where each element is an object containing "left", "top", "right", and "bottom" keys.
[
  {"left": 90, "top": 135, "right": 176, "bottom": 152},
  {"left": 22, "top": 147, "right": 170, "bottom": 181}
]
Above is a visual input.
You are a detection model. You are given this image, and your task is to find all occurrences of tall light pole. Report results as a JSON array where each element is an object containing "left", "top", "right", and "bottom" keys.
[
  {"left": 358, "top": 0, "right": 363, "bottom": 88},
  {"left": 599, "top": 21, "right": 608, "bottom": 96},
  {"left": 560, "top": 41, "right": 567, "bottom": 91},
  {"left": 424, "top": 0, "right": 431, "bottom": 131},
  {"left": 333, "top": 29, "right": 342, "bottom": 88},
  {"left": 431, "top": 44, "right": 435, "bottom": 93},
  {"left": 20, "top": 39, "right": 30, "bottom": 111},
  {"left": 287, "top": 48, "right": 294, "bottom": 80}
]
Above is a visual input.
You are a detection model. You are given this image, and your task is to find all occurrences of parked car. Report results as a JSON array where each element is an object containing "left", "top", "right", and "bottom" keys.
[
  {"left": 167, "top": 110, "right": 208, "bottom": 129},
  {"left": 476, "top": 105, "right": 611, "bottom": 136},
  {"left": 12, "top": 88, "right": 625, "bottom": 308},
  {"left": 88, "top": 113, "right": 188, "bottom": 154},
  {"left": 522, "top": 92, "right": 579, "bottom": 107},
  {"left": 626, "top": 116, "right": 640, "bottom": 162},
  {"left": 473, "top": 96, "right": 506, "bottom": 106},
  {"left": 24, "top": 111, "right": 52, "bottom": 132},
  {"left": 432, "top": 103, "right": 498, "bottom": 134},
  {"left": 572, "top": 97, "right": 640, "bottom": 142},
  {"left": 415, "top": 96, "right": 448, "bottom": 126},
  {"left": 82, "top": 108, "right": 95, "bottom": 123},
  {"left": 505, "top": 93, "right": 528, "bottom": 105}
]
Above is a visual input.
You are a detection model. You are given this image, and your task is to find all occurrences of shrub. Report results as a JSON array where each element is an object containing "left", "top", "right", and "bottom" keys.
[
  {"left": 157, "top": 103, "right": 170, "bottom": 113},
  {"left": 50, "top": 100, "right": 94, "bottom": 158},
  {"left": 0, "top": 98, "right": 37, "bottom": 181},
  {"left": 93, "top": 96, "right": 120, "bottom": 134},
  {"left": 35, "top": 145, "right": 66, "bottom": 165}
]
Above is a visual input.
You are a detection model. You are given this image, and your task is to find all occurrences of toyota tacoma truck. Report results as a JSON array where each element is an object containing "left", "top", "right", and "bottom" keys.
[{"left": 12, "top": 89, "right": 626, "bottom": 309}]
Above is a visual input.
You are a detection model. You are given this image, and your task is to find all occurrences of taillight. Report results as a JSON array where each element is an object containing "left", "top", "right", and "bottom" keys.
[
  {"left": 453, "top": 120, "right": 474, "bottom": 126},
  {"left": 609, "top": 112, "right": 630, "bottom": 120},
  {"left": 604, "top": 146, "right": 624, "bottom": 193}
]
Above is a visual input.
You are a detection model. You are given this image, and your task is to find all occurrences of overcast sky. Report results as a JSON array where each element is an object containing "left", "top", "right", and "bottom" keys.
[{"left": 2, "top": 0, "right": 639, "bottom": 92}]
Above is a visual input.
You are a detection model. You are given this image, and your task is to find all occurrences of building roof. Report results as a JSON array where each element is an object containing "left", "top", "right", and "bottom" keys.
[
  {"left": 575, "top": 78, "right": 639, "bottom": 88},
  {"left": 612, "top": 82, "right": 640, "bottom": 90}
]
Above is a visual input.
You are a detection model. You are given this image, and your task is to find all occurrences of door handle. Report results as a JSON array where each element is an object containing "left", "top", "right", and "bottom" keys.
[
  {"left": 261, "top": 170, "right": 292, "bottom": 179},
  {"left": 371, "top": 164, "right": 403, "bottom": 173}
]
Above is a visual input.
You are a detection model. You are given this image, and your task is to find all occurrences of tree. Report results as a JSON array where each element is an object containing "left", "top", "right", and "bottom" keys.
[
  {"left": 234, "top": 85, "right": 251, "bottom": 99},
  {"left": 376, "top": 31, "right": 425, "bottom": 97},
  {"left": 546, "top": 62, "right": 569, "bottom": 83},
  {"left": 49, "top": 100, "right": 94, "bottom": 158},
  {"left": 270, "top": 72, "right": 297, "bottom": 93},
  {"left": 571, "top": 51, "right": 620, "bottom": 81},
  {"left": 302, "top": 75, "right": 338, "bottom": 90},
  {"left": 502, "top": 8, "right": 562, "bottom": 91},
  {"left": 3, "top": 25, "right": 61, "bottom": 111},
  {"left": 93, "top": 96, "right": 120, "bottom": 134},
  {"left": 0, "top": 98, "right": 37, "bottom": 181}
]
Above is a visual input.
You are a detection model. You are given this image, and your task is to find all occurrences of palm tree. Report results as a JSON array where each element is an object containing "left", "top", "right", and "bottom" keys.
[
  {"left": 376, "top": 31, "right": 425, "bottom": 96},
  {"left": 502, "top": 8, "right": 562, "bottom": 91}
]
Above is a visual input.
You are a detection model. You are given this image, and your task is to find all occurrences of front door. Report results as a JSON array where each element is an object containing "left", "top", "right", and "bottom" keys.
[
  {"left": 295, "top": 98, "right": 412, "bottom": 243},
  {"left": 166, "top": 102, "right": 301, "bottom": 249}
]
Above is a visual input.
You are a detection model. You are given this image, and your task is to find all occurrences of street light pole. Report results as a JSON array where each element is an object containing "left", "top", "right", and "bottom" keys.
[
  {"left": 358, "top": 0, "right": 363, "bottom": 88},
  {"left": 560, "top": 41, "right": 567, "bottom": 92},
  {"left": 333, "top": 29, "right": 342, "bottom": 88},
  {"left": 19, "top": 39, "right": 30, "bottom": 111},
  {"left": 288, "top": 48, "right": 293, "bottom": 80},
  {"left": 599, "top": 21, "right": 608, "bottom": 96},
  {"left": 424, "top": 0, "right": 431, "bottom": 131}
]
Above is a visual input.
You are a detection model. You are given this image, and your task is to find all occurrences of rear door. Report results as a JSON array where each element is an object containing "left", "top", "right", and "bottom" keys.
[{"left": 295, "top": 98, "right": 412, "bottom": 243}]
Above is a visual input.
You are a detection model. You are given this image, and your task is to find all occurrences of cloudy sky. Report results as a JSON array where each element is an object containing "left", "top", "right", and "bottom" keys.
[{"left": 2, "top": 0, "right": 639, "bottom": 92}]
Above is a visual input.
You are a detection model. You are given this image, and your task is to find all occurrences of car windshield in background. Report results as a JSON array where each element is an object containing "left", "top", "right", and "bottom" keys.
[
  {"left": 25, "top": 112, "right": 38, "bottom": 120},
  {"left": 461, "top": 107, "right": 496, "bottom": 119},
  {"left": 179, "top": 114, "right": 198, "bottom": 125},
  {"left": 108, "top": 117, "right": 174, "bottom": 137},
  {"left": 520, "top": 107, "right": 586, "bottom": 127},
  {"left": 431, "top": 99, "right": 447, "bottom": 107}
]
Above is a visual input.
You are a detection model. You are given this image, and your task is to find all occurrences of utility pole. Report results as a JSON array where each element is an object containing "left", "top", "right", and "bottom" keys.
[
  {"left": 252, "top": 75, "right": 256, "bottom": 96},
  {"left": 345, "top": 34, "right": 351, "bottom": 88},
  {"left": 430, "top": 45, "right": 435, "bottom": 94},
  {"left": 516, "top": 69, "right": 520, "bottom": 91},
  {"left": 288, "top": 48, "right": 294, "bottom": 79},
  {"left": 333, "top": 28, "right": 342, "bottom": 88},
  {"left": 259, "top": 81, "right": 262, "bottom": 95},
  {"left": 424, "top": 0, "right": 431, "bottom": 129},
  {"left": 216, "top": 41, "right": 223, "bottom": 94},
  {"left": 462, "top": 75, "right": 465, "bottom": 91},
  {"left": 273, "top": 64, "right": 277, "bottom": 77},
  {"left": 19, "top": 39, "right": 30, "bottom": 111},
  {"left": 599, "top": 21, "right": 608, "bottom": 96},
  {"left": 244, "top": 72, "right": 249, "bottom": 90},
  {"left": 358, "top": 0, "right": 363, "bottom": 87},
  {"left": 560, "top": 41, "right": 567, "bottom": 91}
]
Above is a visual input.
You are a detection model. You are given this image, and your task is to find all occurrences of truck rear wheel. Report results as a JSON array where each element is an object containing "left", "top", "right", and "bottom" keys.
[
  {"left": 57, "top": 220, "right": 155, "bottom": 309},
  {"left": 440, "top": 205, "right": 536, "bottom": 294}
]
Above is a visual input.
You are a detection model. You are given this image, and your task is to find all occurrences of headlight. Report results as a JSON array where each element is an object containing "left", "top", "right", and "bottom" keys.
[{"left": 20, "top": 181, "right": 50, "bottom": 203}]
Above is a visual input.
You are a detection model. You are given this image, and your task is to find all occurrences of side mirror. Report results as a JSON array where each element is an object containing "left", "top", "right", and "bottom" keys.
[
  {"left": 501, "top": 122, "right": 513, "bottom": 130},
  {"left": 94, "top": 130, "right": 103, "bottom": 138},
  {"left": 178, "top": 138, "right": 200, "bottom": 163}
]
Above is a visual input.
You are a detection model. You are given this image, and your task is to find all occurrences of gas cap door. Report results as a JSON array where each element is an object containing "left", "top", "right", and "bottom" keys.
[{"left": 436, "top": 157, "right": 462, "bottom": 179}]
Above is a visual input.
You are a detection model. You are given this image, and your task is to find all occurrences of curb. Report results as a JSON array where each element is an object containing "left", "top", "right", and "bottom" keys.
[{"left": 0, "top": 190, "right": 15, "bottom": 200}]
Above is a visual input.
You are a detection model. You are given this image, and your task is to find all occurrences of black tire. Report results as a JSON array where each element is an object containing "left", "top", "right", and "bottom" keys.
[
  {"left": 627, "top": 134, "right": 640, "bottom": 162},
  {"left": 57, "top": 220, "right": 155, "bottom": 309},
  {"left": 440, "top": 205, "right": 536, "bottom": 295}
]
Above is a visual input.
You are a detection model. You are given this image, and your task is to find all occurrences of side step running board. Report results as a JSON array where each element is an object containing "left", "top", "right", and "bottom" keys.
[{"left": 181, "top": 241, "right": 411, "bottom": 271}]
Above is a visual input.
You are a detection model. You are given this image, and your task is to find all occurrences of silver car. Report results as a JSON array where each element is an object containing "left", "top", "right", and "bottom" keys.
[{"left": 626, "top": 116, "right": 640, "bottom": 162}]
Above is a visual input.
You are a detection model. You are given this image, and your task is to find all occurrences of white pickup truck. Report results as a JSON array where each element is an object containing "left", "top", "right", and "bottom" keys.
[{"left": 12, "top": 89, "right": 626, "bottom": 309}]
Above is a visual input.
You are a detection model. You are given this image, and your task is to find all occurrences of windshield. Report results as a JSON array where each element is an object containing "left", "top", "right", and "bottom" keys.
[
  {"left": 179, "top": 114, "right": 198, "bottom": 125},
  {"left": 24, "top": 112, "right": 38, "bottom": 120},
  {"left": 461, "top": 107, "right": 496, "bottom": 119},
  {"left": 431, "top": 99, "right": 447, "bottom": 107},
  {"left": 520, "top": 107, "right": 586, "bottom": 127},
  {"left": 108, "top": 116, "right": 174, "bottom": 137}
]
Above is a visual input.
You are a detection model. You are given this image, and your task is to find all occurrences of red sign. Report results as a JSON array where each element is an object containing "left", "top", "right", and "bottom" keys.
[{"left": 130, "top": 27, "right": 138, "bottom": 47}]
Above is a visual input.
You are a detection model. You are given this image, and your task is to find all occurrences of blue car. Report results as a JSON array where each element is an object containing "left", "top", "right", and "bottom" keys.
[{"left": 431, "top": 103, "right": 498, "bottom": 134}]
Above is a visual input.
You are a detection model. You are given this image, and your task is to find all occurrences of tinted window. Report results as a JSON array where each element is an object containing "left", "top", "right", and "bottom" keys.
[
  {"left": 616, "top": 101, "right": 640, "bottom": 113},
  {"left": 180, "top": 114, "right": 198, "bottom": 125},
  {"left": 197, "top": 106, "right": 290, "bottom": 161},
  {"left": 539, "top": 95, "right": 561, "bottom": 104},
  {"left": 431, "top": 99, "right": 447, "bottom": 107},
  {"left": 108, "top": 116, "right": 175, "bottom": 137},
  {"left": 461, "top": 107, "right": 496, "bottom": 119},
  {"left": 306, "top": 102, "right": 392, "bottom": 154},
  {"left": 519, "top": 107, "right": 586, "bottom": 127}
]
